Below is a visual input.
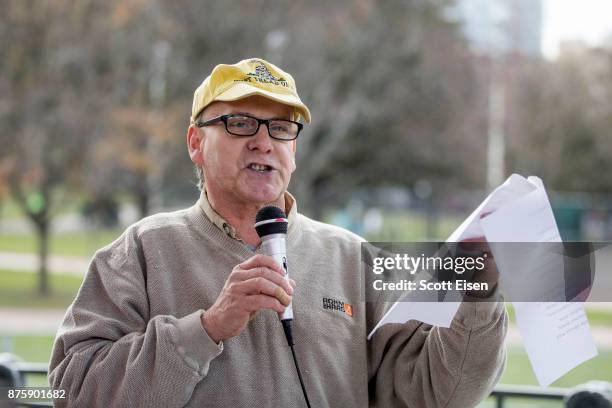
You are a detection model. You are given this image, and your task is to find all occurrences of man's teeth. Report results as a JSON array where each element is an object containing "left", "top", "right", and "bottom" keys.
[{"left": 249, "top": 164, "right": 271, "bottom": 172}]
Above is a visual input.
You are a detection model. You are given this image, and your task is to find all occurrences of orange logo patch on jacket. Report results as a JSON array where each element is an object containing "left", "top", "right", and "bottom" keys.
[{"left": 322, "top": 297, "right": 354, "bottom": 318}]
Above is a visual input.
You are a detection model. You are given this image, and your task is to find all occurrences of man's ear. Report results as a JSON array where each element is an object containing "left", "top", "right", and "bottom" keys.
[{"left": 187, "top": 125, "right": 205, "bottom": 166}]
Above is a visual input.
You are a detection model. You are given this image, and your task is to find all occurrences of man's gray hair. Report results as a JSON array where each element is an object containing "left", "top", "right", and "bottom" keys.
[
  {"left": 194, "top": 165, "right": 204, "bottom": 191},
  {"left": 193, "top": 112, "right": 205, "bottom": 191}
]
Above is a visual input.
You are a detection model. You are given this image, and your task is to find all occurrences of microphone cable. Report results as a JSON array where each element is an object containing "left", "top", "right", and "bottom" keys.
[{"left": 282, "top": 320, "right": 312, "bottom": 408}]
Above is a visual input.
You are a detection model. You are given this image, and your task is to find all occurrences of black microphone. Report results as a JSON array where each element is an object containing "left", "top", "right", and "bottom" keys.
[{"left": 255, "top": 206, "right": 293, "bottom": 343}]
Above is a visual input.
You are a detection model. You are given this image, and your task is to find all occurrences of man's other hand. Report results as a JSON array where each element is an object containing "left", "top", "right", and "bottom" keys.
[{"left": 458, "top": 238, "right": 499, "bottom": 299}]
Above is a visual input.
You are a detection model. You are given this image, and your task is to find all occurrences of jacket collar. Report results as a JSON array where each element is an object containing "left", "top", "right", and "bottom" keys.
[{"left": 197, "top": 189, "right": 297, "bottom": 242}]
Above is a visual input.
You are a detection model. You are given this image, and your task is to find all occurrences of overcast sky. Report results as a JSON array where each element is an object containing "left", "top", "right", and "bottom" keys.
[{"left": 543, "top": 0, "right": 612, "bottom": 58}]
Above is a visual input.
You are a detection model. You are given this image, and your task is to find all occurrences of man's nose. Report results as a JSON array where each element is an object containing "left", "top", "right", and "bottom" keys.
[{"left": 246, "top": 124, "right": 273, "bottom": 152}]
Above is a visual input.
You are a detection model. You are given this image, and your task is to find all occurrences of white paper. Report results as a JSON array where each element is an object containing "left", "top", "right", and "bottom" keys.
[
  {"left": 447, "top": 174, "right": 538, "bottom": 242},
  {"left": 369, "top": 174, "right": 539, "bottom": 339},
  {"left": 512, "top": 302, "right": 597, "bottom": 386},
  {"left": 480, "top": 178, "right": 598, "bottom": 386},
  {"left": 481, "top": 183, "right": 566, "bottom": 302},
  {"left": 367, "top": 289, "right": 462, "bottom": 340},
  {"left": 367, "top": 301, "right": 461, "bottom": 340},
  {"left": 368, "top": 174, "right": 598, "bottom": 386}
]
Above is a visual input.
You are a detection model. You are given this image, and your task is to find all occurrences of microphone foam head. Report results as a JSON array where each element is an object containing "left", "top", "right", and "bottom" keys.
[{"left": 255, "top": 206, "right": 288, "bottom": 237}]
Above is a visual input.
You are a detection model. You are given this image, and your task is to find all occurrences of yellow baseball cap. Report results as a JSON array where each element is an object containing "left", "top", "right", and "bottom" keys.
[{"left": 191, "top": 58, "right": 311, "bottom": 124}]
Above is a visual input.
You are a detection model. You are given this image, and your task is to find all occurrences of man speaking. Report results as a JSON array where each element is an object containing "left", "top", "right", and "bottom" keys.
[{"left": 49, "top": 58, "right": 507, "bottom": 407}]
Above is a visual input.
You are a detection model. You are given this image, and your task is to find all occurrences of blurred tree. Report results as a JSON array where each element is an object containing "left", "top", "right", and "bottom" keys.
[
  {"left": 0, "top": 0, "right": 488, "bottom": 295},
  {"left": 78, "top": 0, "right": 290, "bottom": 216},
  {"left": 0, "top": 0, "right": 107, "bottom": 295},
  {"left": 81, "top": 0, "right": 480, "bottom": 216},
  {"left": 111, "top": 0, "right": 480, "bottom": 216},
  {"left": 0, "top": 162, "right": 9, "bottom": 222},
  {"left": 509, "top": 45, "right": 612, "bottom": 193},
  {"left": 277, "top": 0, "right": 480, "bottom": 214},
  {"left": 78, "top": 0, "right": 180, "bottom": 218}
]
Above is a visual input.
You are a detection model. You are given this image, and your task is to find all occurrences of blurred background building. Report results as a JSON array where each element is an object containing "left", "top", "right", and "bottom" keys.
[{"left": 449, "top": 0, "right": 543, "bottom": 56}]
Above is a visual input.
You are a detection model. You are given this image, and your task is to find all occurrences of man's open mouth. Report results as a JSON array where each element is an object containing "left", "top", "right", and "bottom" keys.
[{"left": 248, "top": 163, "right": 273, "bottom": 173}]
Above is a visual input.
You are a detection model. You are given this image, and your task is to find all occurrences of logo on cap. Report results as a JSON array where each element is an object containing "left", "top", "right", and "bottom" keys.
[{"left": 236, "top": 60, "right": 290, "bottom": 88}]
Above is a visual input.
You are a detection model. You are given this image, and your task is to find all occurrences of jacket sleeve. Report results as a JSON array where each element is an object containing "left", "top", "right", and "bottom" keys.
[
  {"left": 367, "top": 297, "right": 507, "bottom": 408},
  {"left": 48, "top": 228, "right": 223, "bottom": 408}
]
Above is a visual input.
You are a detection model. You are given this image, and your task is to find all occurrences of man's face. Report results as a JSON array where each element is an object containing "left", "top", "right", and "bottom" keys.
[{"left": 188, "top": 95, "right": 297, "bottom": 206}]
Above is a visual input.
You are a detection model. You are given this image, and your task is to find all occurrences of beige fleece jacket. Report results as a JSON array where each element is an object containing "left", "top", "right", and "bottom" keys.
[{"left": 49, "top": 193, "right": 507, "bottom": 407}]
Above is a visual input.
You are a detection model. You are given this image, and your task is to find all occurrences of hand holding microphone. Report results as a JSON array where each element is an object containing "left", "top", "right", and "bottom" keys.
[{"left": 200, "top": 253, "right": 294, "bottom": 343}]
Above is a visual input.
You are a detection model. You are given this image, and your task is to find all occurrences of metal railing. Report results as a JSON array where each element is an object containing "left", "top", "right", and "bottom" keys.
[
  {"left": 490, "top": 384, "right": 567, "bottom": 407},
  {"left": 0, "top": 355, "right": 52, "bottom": 408}
]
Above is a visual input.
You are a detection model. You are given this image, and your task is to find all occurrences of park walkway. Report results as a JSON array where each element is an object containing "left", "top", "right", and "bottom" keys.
[{"left": 0, "top": 251, "right": 89, "bottom": 276}]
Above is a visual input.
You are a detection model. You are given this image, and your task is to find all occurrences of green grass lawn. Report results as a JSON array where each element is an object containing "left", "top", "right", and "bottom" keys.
[
  {"left": 0, "top": 193, "right": 84, "bottom": 221},
  {"left": 4, "top": 335, "right": 56, "bottom": 363},
  {"left": 0, "top": 197, "right": 29, "bottom": 220},
  {"left": 0, "top": 229, "right": 122, "bottom": 258},
  {"left": 0, "top": 269, "right": 83, "bottom": 309},
  {"left": 323, "top": 210, "right": 464, "bottom": 242},
  {"left": 375, "top": 212, "right": 464, "bottom": 241},
  {"left": 476, "top": 347, "right": 612, "bottom": 407},
  {"left": 2, "top": 210, "right": 460, "bottom": 257},
  {"left": 501, "top": 346, "right": 612, "bottom": 387}
]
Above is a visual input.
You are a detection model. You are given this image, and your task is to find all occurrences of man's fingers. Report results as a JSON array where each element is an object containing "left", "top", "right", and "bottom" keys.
[
  {"left": 233, "top": 266, "right": 293, "bottom": 295},
  {"left": 235, "top": 277, "right": 292, "bottom": 306},
  {"left": 274, "top": 286, "right": 292, "bottom": 306},
  {"left": 461, "top": 236, "right": 486, "bottom": 242},
  {"left": 238, "top": 254, "right": 285, "bottom": 276},
  {"left": 458, "top": 238, "right": 492, "bottom": 257},
  {"left": 243, "top": 294, "right": 286, "bottom": 314},
  {"left": 289, "top": 278, "right": 296, "bottom": 289}
]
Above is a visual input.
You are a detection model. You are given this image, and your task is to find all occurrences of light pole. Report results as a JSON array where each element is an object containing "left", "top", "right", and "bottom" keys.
[
  {"left": 265, "top": 30, "right": 289, "bottom": 65},
  {"left": 147, "top": 40, "right": 171, "bottom": 213},
  {"left": 487, "top": 55, "right": 506, "bottom": 191}
]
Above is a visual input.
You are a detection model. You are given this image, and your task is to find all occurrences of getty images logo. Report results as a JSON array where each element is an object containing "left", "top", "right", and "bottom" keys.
[{"left": 322, "top": 297, "right": 353, "bottom": 317}]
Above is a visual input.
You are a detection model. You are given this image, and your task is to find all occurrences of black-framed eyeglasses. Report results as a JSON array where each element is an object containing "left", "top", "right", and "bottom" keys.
[{"left": 196, "top": 114, "right": 303, "bottom": 141}]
